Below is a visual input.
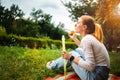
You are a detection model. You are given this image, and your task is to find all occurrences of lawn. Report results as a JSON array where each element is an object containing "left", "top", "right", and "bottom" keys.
[{"left": 0, "top": 46, "right": 120, "bottom": 80}]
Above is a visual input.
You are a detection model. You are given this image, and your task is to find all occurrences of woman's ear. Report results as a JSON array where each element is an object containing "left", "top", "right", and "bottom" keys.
[
  {"left": 83, "top": 25, "right": 87, "bottom": 30},
  {"left": 82, "top": 25, "right": 88, "bottom": 34}
]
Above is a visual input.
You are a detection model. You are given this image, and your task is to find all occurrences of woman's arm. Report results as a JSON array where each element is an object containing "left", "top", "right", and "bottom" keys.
[
  {"left": 62, "top": 36, "right": 96, "bottom": 71},
  {"left": 69, "top": 33, "right": 80, "bottom": 46}
]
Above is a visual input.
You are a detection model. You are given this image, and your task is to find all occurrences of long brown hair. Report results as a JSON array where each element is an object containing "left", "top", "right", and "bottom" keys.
[
  {"left": 81, "top": 15, "right": 95, "bottom": 34},
  {"left": 93, "top": 23, "right": 104, "bottom": 43}
]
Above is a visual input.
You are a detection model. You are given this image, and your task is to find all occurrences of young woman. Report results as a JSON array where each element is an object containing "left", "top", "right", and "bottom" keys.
[
  {"left": 46, "top": 15, "right": 110, "bottom": 80},
  {"left": 69, "top": 23, "right": 104, "bottom": 46}
]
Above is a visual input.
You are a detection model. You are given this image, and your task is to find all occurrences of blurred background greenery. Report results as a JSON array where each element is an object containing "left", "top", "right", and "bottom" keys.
[{"left": 0, "top": 0, "right": 120, "bottom": 79}]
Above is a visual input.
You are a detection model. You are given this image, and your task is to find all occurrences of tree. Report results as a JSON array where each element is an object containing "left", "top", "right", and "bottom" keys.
[
  {"left": 30, "top": 8, "right": 43, "bottom": 23},
  {"left": 30, "top": 8, "right": 67, "bottom": 40},
  {"left": 0, "top": 4, "right": 24, "bottom": 34},
  {"left": 96, "top": 0, "right": 120, "bottom": 51},
  {"left": 10, "top": 4, "right": 24, "bottom": 19},
  {"left": 48, "top": 22, "right": 68, "bottom": 40},
  {"left": 0, "top": 3, "right": 67, "bottom": 40},
  {"left": 15, "top": 18, "right": 41, "bottom": 37},
  {"left": 38, "top": 13, "right": 52, "bottom": 32},
  {"left": 0, "top": 25, "right": 6, "bottom": 36},
  {"left": 62, "top": 0, "right": 98, "bottom": 21}
]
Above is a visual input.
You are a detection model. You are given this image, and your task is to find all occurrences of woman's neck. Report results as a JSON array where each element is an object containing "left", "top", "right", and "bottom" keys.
[{"left": 80, "top": 32, "right": 87, "bottom": 38}]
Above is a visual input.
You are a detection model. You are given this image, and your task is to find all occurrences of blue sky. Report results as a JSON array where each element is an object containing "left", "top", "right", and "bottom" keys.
[{"left": 1, "top": 0, "right": 75, "bottom": 30}]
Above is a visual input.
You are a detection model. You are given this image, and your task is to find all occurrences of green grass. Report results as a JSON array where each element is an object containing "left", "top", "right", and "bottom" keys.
[
  {"left": 0, "top": 46, "right": 62, "bottom": 80},
  {"left": 109, "top": 52, "right": 120, "bottom": 76},
  {"left": 0, "top": 46, "right": 120, "bottom": 80}
]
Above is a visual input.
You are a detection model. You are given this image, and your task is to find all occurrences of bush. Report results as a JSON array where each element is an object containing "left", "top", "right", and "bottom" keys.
[
  {"left": 0, "top": 25, "right": 7, "bottom": 36},
  {"left": 0, "top": 34, "right": 77, "bottom": 49}
]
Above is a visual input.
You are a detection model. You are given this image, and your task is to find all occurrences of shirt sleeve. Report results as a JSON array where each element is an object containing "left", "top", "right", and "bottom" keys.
[{"left": 78, "top": 37, "right": 95, "bottom": 71}]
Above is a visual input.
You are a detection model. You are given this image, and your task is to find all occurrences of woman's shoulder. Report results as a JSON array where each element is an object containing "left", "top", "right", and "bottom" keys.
[
  {"left": 83, "top": 34, "right": 95, "bottom": 40},
  {"left": 81, "top": 34, "right": 93, "bottom": 44},
  {"left": 81, "top": 34, "right": 98, "bottom": 44}
]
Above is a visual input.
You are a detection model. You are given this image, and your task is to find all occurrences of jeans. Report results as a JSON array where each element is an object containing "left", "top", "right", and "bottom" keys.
[{"left": 48, "top": 47, "right": 110, "bottom": 80}]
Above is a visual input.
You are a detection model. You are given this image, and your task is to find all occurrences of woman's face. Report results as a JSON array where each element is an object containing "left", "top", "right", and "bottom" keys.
[{"left": 75, "top": 18, "right": 86, "bottom": 34}]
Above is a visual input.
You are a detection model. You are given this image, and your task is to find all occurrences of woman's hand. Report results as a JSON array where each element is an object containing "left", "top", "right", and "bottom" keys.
[
  {"left": 62, "top": 51, "right": 81, "bottom": 65},
  {"left": 69, "top": 31, "right": 81, "bottom": 46},
  {"left": 69, "top": 31, "right": 76, "bottom": 40},
  {"left": 62, "top": 51, "right": 71, "bottom": 60}
]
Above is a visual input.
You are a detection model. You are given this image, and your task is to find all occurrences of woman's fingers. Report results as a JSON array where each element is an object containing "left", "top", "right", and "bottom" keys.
[{"left": 62, "top": 51, "right": 70, "bottom": 60}]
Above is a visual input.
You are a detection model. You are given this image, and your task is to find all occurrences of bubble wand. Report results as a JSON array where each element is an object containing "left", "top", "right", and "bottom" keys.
[{"left": 62, "top": 35, "right": 67, "bottom": 79}]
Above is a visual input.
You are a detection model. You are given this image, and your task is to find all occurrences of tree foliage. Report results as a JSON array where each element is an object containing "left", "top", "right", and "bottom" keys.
[
  {"left": 62, "top": 0, "right": 98, "bottom": 21},
  {"left": 30, "top": 8, "right": 43, "bottom": 22},
  {"left": 0, "top": 25, "right": 6, "bottom": 36},
  {"left": 0, "top": 4, "right": 24, "bottom": 34},
  {"left": 14, "top": 19, "right": 41, "bottom": 37},
  {"left": 0, "top": 3, "right": 67, "bottom": 40},
  {"left": 96, "top": 0, "right": 120, "bottom": 51},
  {"left": 30, "top": 8, "right": 67, "bottom": 40}
]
